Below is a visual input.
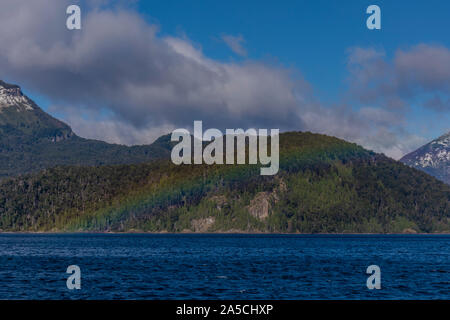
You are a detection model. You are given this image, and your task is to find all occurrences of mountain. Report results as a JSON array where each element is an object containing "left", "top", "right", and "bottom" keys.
[
  {"left": 400, "top": 132, "right": 450, "bottom": 185},
  {"left": 0, "top": 80, "right": 172, "bottom": 178},
  {"left": 0, "top": 132, "right": 449, "bottom": 233}
]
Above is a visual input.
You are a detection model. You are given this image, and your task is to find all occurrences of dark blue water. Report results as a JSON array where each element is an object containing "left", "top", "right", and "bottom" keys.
[{"left": 0, "top": 234, "right": 448, "bottom": 299}]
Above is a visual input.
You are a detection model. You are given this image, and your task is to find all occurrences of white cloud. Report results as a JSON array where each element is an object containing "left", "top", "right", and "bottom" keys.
[{"left": 0, "top": 1, "right": 448, "bottom": 159}]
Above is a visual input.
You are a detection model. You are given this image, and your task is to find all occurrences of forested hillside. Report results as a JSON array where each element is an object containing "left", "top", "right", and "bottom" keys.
[{"left": 0, "top": 132, "right": 449, "bottom": 233}]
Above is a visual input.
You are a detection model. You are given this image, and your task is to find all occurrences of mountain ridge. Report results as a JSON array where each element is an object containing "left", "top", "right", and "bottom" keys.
[
  {"left": 0, "top": 80, "right": 172, "bottom": 178},
  {"left": 400, "top": 131, "right": 450, "bottom": 185},
  {"left": 0, "top": 80, "right": 449, "bottom": 233},
  {"left": 0, "top": 131, "right": 448, "bottom": 233}
]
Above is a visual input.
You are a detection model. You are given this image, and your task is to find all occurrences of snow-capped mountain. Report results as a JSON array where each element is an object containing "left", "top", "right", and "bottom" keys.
[
  {"left": 400, "top": 132, "right": 450, "bottom": 185},
  {"left": 0, "top": 81, "right": 34, "bottom": 111},
  {"left": 0, "top": 80, "right": 73, "bottom": 140}
]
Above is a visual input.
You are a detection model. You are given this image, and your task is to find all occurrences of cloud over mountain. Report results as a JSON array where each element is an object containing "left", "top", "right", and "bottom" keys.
[
  {"left": 0, "top": 0, "right": 448, "bottom": 159},
  {"left": 0, "top": 0, "right": 308, "bottom": 139}
]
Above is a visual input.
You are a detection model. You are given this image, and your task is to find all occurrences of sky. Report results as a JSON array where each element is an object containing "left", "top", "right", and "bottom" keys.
[{"left": 0, "top": 0, "right": 449, "bottom": 159}]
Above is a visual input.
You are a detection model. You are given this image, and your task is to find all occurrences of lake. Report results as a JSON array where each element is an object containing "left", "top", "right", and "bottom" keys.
[{"left": 0, "top": 234, "right": 448, "bottom": 299}]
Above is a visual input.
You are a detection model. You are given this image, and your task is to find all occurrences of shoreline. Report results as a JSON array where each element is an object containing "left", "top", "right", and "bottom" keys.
[{"left": 0, "top": 231, "right": 449, "bottom": 235}]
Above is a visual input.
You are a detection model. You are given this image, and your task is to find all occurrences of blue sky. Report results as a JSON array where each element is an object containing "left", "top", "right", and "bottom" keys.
[
  {"left": 2, "top": 0, "right": 449, "bottom": 158},
  {"left": 138, "top": 0, "right": 449, "bottom": 91},
  {"left": 135, "top": 0, "right": 450, "bottom": 138}
]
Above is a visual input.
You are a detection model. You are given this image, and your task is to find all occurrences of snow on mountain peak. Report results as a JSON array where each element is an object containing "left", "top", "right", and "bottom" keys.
[
  {"left": 432, "top": 132, "right": 450, "bottom": 147},
  {"left": 0, "top": 81, "right": 34, "bottom": 111},
  {"left": 401, "top": 131, "right": 450, "bottom": 185}
]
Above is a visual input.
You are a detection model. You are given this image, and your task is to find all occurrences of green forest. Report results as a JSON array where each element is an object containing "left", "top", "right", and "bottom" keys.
[{"left": 0, "top": 132, "right": 449, "bottom": 233}]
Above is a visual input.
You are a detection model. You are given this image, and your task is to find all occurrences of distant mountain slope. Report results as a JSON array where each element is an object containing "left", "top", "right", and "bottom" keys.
[
  {"left": 400, "top": 132, "right": 450, "bottom": 185},
  {"left": 0, "top": 132, "right": 449, "bottom": 233},
  {"left": 0, "top": 80, "right": 171, "bottom": 178}
]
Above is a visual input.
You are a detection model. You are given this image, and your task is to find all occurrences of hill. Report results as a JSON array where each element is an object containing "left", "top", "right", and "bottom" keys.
[
  {"left": 0, "top": 132, "right": 449, "bottom": 233},
  {"left": 0, "top": 80, "right": 171, "bottom": 178}
]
